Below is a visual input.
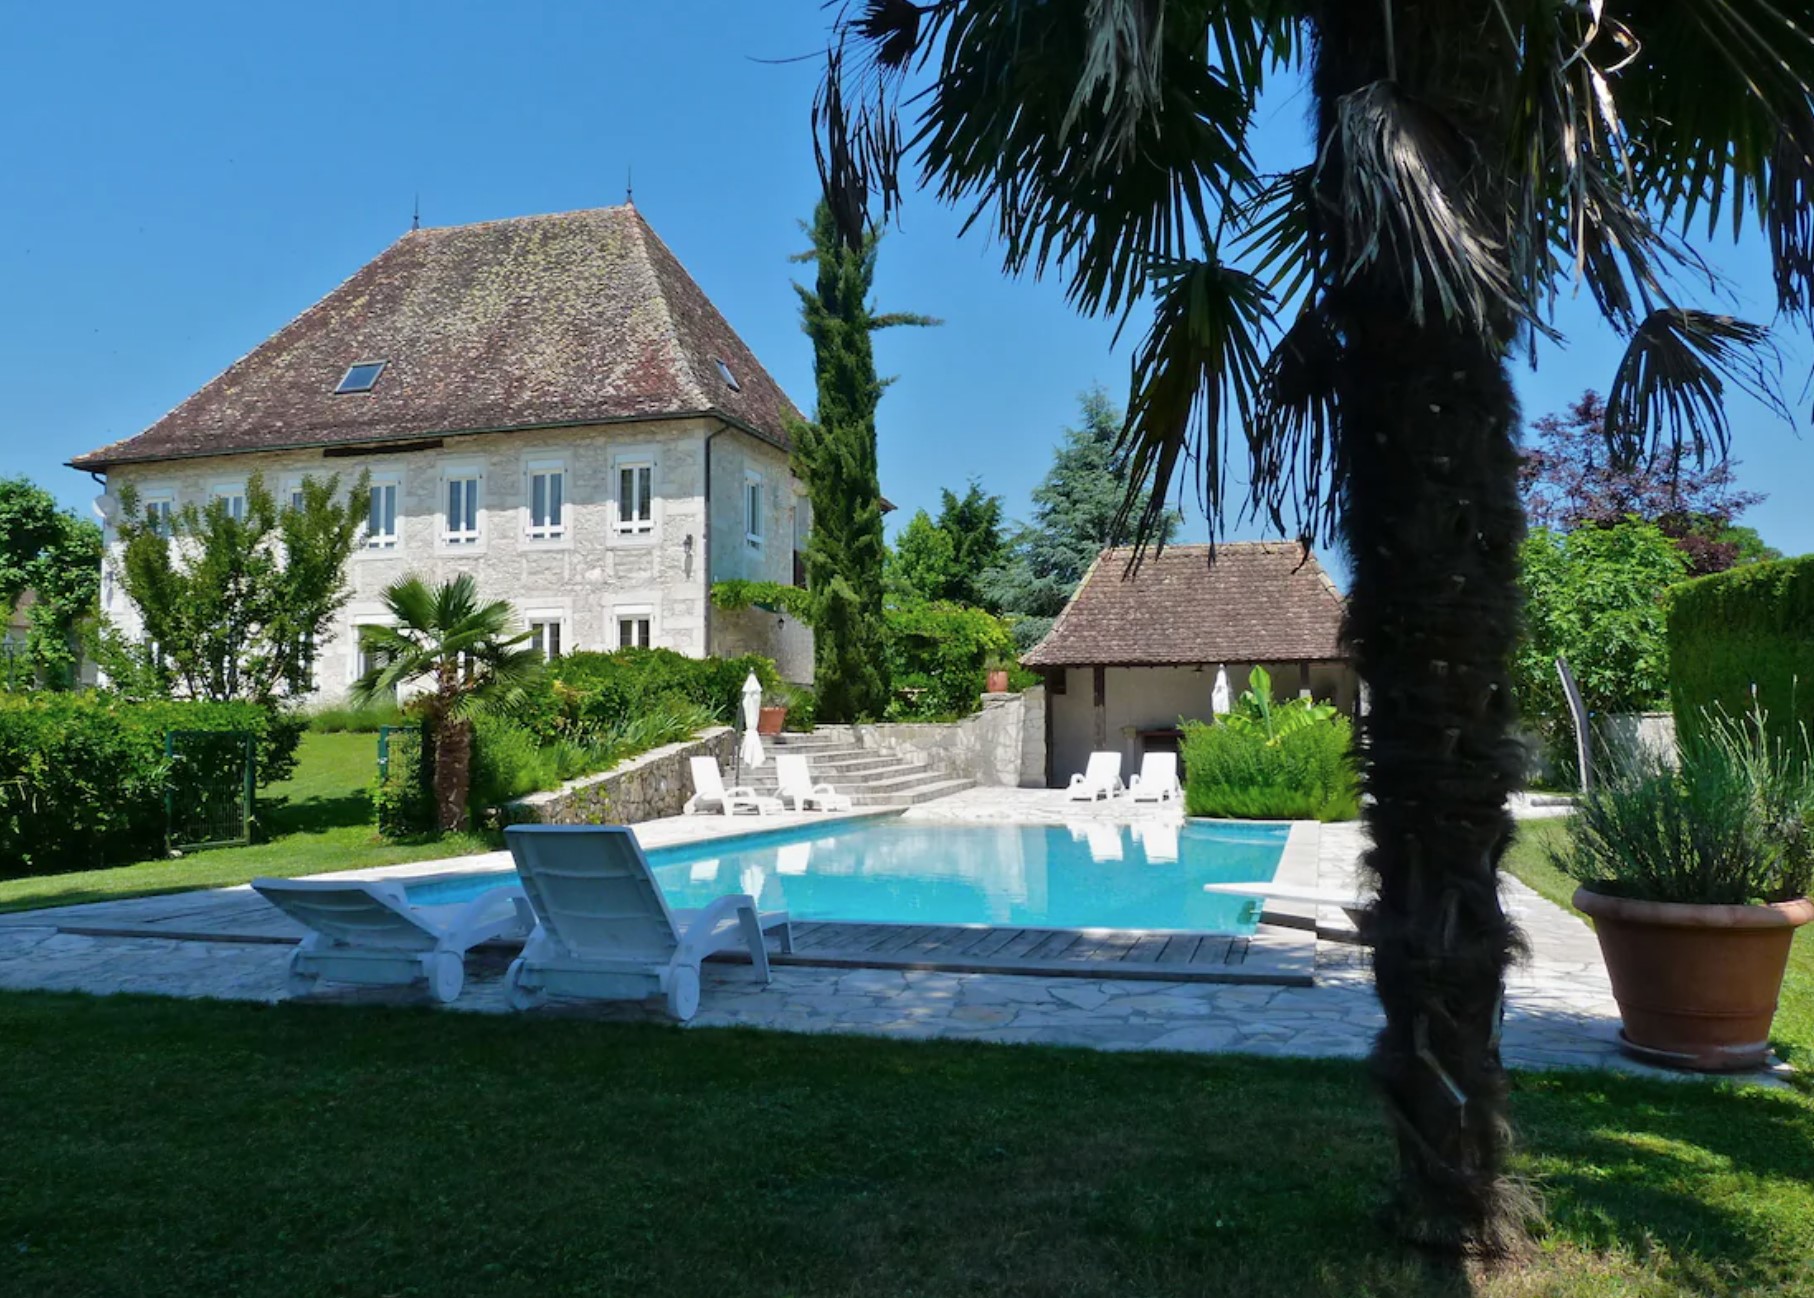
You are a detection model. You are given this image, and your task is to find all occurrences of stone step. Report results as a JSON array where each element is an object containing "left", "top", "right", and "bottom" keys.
[
  {"left": 744, "top": 754, "right": 913, "bottom": 778},
  {"left": 864, "top": 777, "right": 974, "bottom": 806}
]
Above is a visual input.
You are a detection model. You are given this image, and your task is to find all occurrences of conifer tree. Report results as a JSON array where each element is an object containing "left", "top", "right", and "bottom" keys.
[{"left": 791, "top": 201, "right": 931, "bottom": 721}]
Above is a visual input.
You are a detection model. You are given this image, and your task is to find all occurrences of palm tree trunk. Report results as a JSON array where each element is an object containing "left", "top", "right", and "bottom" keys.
[
  {"left": 433, "top": 715, "right": 472, "bottom": 833},
  {"left": 1313, "top": 3, "right": 1531, "bottom": 1251}
]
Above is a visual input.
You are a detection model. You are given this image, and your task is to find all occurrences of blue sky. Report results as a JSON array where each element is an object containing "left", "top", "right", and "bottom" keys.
[{"left": 3, "top": 1, "right": 1809, "bottom": 582}]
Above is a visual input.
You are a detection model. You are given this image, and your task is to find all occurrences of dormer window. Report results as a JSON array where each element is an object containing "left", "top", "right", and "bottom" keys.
[
  {"left": 713, "top": 357, "right": 742, "bottom": 392},
  {"left": 335, "top": 361, "right": 387, "bottom": 394}
]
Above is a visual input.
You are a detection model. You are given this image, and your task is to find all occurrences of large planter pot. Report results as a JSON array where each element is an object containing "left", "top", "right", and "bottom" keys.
[
  {"left": 756, "top": 706, "right": 788, "bottom": 736},
  {"left": 985, "top": 670, "right": 1010, "bottom": 694},
  {"left": 1573, "top": 886, "right": 1814, "bottom": 1072}
]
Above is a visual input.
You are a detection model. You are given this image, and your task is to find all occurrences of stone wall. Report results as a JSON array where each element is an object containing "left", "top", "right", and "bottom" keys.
[
  {"left": 503, "top": 726, "right": 736, "bottom": 826},
  {"left": 851, "top": 690, "right": 1046, "bottom": 787},
  {"left": 1603, "top": 711, "right": 1678, "bottom": 768}
]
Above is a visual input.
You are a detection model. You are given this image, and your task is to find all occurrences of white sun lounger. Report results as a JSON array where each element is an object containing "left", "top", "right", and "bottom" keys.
[
  {"left": 1067, "top": 751, "right": 1124, "bottom": 801},
  {"left": 252, "top": 876, "right": 533, "bottom": 1004},
  {"left": 502, "top": 825, "right": 793, "bottom": 1021},
  {"left": 686, "top": 756, "right": 782, "bottom": 816},
  {"left": 1128, "top": 751, "right": 1181, "bottom": 803},
  {"left": 775, "top": 753, "right": 853, "bottom": 812}
]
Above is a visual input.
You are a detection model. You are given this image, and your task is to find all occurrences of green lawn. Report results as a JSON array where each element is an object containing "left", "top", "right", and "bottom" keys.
[
  {"left": 0, "top": 732, "right": 493, "bottom": 915},
  {"left": 0, "top": 991, "right": 1810, "bottom": 1297},
  {"left": 1503, "top": 818, "right": 1814, "bottom": 1078}
]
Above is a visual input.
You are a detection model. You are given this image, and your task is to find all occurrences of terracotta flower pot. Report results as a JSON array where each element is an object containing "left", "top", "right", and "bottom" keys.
[
  {"left": 756, "top": 706, "right": 788, "bottom": 736},
  {"left": 1573, "top": 886, "right": 1814, "bottom": 1072},
  {"left": 985, "top": 670, "right": 1010, "bottom": 694}
]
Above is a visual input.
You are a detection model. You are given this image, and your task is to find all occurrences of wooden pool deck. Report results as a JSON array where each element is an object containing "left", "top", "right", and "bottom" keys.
[{"left": 0, "top": 886, "right": 1312, "bottom": 986}]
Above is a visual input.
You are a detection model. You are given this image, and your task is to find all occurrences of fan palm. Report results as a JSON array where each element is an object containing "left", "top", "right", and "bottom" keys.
[
  {"left": 349, "top": 574, "right": 542, "bottom": 832},
  {"left": 817, "top": 0, "right": 1814, "bottom": 1252}
]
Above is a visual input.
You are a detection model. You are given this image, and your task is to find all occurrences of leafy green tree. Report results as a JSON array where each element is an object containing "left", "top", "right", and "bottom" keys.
[
  {"left": 885, "top": 508, "right": 959, "bottom": 604},
  {"left": 349, "top": 574, "right": 543, "bottom": 832},
  {"left": 1516, "top": 521, "right": 1691, "bottom": 764},
  {"left": 792, "top": 200, "right": 934, "bottom": 721},
  {"left": 982, "top": 388, "right": 1179, "bottom": 648},
  {"left": 108, "top": 474, "right": 365, "bottom": 706},
  {"left": 819, "top": 0, "right": 1814, "bottom": 1249},
  {"left": 0, "top": 477, "right": 100, "bottom": 689}
]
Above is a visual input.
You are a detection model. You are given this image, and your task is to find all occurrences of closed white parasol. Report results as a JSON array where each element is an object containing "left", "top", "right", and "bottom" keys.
[
  {"left": 1211, "top": 664, "right": 1232, "bottom": 718},
  {"left": 740, "top": 671, "right": 766, "bottom": 769}
]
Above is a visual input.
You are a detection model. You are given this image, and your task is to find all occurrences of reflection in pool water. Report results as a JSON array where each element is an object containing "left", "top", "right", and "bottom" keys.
[{"left": 408, "top": 818, "right": 1285, "bottom": 935}]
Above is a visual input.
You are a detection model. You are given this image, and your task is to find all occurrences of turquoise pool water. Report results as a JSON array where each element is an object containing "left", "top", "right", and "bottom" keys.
[{"left": 407, "top": 818, "right": 1286, "bottom": 934}]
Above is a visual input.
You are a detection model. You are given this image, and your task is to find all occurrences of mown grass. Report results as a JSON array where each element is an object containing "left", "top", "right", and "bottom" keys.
[
  {"left": 0, "top": 732, "right": 492, "bottom": 914},
  {"left": 1503, "top": 817, "right": 1814, "bottom": 1077},
  {"left": 0, "top": 991, "right": 1810, "bottom": 1297}
]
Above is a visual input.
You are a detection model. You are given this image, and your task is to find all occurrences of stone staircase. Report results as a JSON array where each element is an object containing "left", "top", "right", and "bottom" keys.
[{"left": 733, "top": 728, "right": 974, "bottom": 807}]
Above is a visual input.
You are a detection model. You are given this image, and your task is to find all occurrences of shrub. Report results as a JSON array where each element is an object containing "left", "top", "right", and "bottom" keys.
[
  {"left": 307, "top": 701, "right": 405, "bottom": 733},
  {"left": 515, "top": 648, "right": 778, "bottom": 746},
  {"left": 1668, "top": 554, "right": 1814, "bottom": 754},
  {"left": 1180, "top": 715, "right": 1360, "bottom": 822},
  {"left": 884, "top": 601, "right": 1015, "bottom": 720},
  {"left": 371, "top": 723, "right": 435, "bottom": 839},
  {"left": 0, "top": 694, "right": 272, "bottom": 876},
  {"left": 457, "top": 700, "right": 721, "bottom": 826},
  {"left": 1552, "top": 707, "right": 1814, "bottom": 905}
]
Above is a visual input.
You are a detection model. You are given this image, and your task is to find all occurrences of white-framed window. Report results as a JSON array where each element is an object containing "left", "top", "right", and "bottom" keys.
[
  {"left": 615, "top": 458, "right": 654, "bottom": 535},
  {"left": 526, "top": 613, "right": 566, "bottom": 662},
  {"left": 744, "top": 471, "right": 764, "bottom": 549},
  {"left": 525, "top": 458, "right": 567, "bottom": 541},
  {"left": 139, "top": 488, "right": 176, "bottom": 536},
  {"left": 350, "top": 617, "right": 395, "bottom": 687},
  {"left": 282, "top": 477, "right": 308, "bottom": 512},
  {"left": 366, "top": 476, "right": 400, "bottom": 550},
  {"left": 210, "top": 483, "right": 247, "bottom": 521},
  {"left": 614, "top": 604, "right": 653, "bottom": 651},
  {"left": 443, "top": 469, "right": 482, "bottom": 546}
]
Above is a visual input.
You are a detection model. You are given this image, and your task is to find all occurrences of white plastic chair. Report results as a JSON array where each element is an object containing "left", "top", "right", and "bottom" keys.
[
  {"left": 502, "top": 825, "right": 793, "bottom": 1021},
  {"left": 1067, "top": 751, "right": 1124, "bottom": 801},
  {"left": 253, "top": 876, "right": 533, "bottom": 1004},
  {"left": 1128, "top": 751, "right": 1182, "bottom": 803},
  {"left": 686, "top": 756, "right": 782, "bottom": 816},
  {"left": 775, "top": 753, "right": 853, "bottom": 812}
]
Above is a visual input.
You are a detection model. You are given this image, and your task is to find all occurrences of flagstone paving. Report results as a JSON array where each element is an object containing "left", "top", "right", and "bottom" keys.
[{"left": 0, "top": 789, "right": 1785, "bottom": 1084}]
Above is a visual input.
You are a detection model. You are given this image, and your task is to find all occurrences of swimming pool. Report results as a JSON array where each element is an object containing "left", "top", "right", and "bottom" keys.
[{"left": 406, "top": 818, "right": 1286, "bottom": 935}]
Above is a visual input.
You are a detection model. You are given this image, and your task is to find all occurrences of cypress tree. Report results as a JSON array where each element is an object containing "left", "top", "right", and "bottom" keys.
[{"left": 791, "top": 201, "right": 931, "bottom": 721}]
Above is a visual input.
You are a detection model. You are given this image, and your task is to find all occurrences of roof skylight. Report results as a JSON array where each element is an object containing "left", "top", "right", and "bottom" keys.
[
  {"left": 335, "top": 361, "right": 387, "bottom": 394},
  {"left": 713, "top": 358, "right": 742, "bottom": 393}
]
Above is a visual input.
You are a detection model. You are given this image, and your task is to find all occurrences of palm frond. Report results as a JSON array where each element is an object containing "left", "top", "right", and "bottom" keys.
[
  {"left": 1602, "top": 308, "right": 1787, "bottom": 470},
  {"left": 1247, "top": 302, "right": 1342, "bottom": 543},
  {"left": 1618, "top": 0, "right": 1814, "bottom": 320},
  {"left": 1323, "top": 80, "right": 1521, "bottom": 333},
  {"left": 911, "top": 2, "right": 1267, "bottom": 317},
  {"left": 1112, "top": 255, "right": 1271, "bottom": 551}
]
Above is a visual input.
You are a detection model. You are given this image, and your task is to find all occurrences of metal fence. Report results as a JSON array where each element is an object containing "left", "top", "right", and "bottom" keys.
[{"left": 164, "top": 730, "right": 257, "bottom": 852}]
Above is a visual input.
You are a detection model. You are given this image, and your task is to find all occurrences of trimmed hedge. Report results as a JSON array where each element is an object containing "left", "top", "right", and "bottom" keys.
[
  {"left": 0, "top": 694, "right": 276, "bottom": 876},
  {"left": 1180, "top": 716, "right": 1360, "bottom": 822},
  {"left": 1668, "top": 555, "right": 1814, "bottom": 750}
]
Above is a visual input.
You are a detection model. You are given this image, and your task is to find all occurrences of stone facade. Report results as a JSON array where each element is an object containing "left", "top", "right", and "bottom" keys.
[
  {"left": 96, "top": 417, "right": 809, "bottom": 701},
  {"left": 850, "top": 689, "right": 1046, "bottom": 788},
  {"left": 503, "top": 726, "right": 737, "bottom": 826}
]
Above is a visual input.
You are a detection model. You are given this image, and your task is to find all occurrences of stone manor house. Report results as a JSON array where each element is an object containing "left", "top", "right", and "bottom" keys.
[{"left": 71, "top": 205, "right": 813, "bottom": 699}]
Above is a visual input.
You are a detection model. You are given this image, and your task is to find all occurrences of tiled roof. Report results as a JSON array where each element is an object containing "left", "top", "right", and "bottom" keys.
[
  {"left": 70, "top": 205, "right": 801, "bottom": 469},
  {"left": 1020, "top": 543, "right": 1348, "bottom": 667}
]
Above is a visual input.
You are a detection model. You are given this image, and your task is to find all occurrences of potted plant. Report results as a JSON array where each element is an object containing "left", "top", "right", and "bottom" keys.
[
  {"left": 1551, "top": 709, "right": 1814, "bottom": 1071},
  {"left": 757, "top": 686, "right": 791, "bottom": 736},
  {"left": 985, "top": 657, "right": 1012, "bottom": 695}
]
